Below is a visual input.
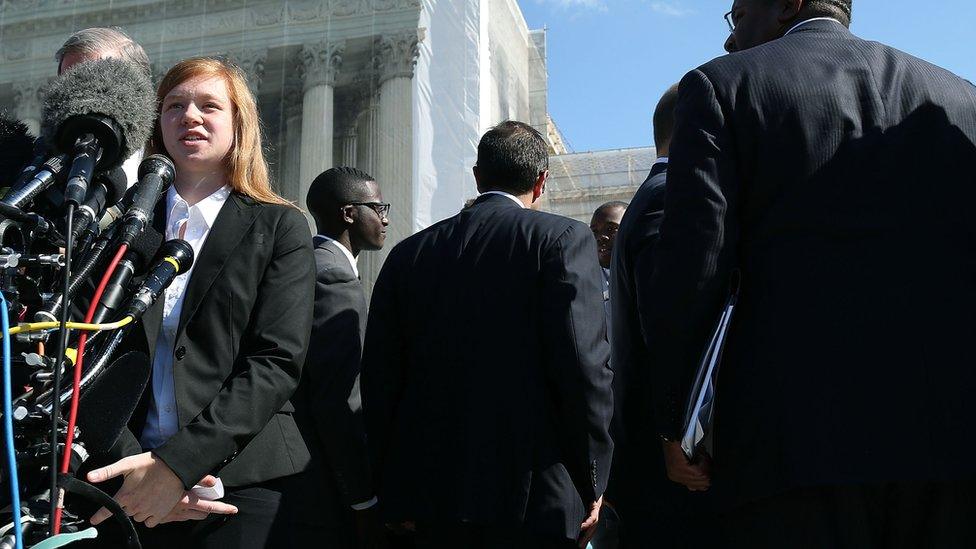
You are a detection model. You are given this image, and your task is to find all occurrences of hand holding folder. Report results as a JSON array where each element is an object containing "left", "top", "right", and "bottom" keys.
[{"left": 679, "top": 273, "right": 740, "bottom": 461}]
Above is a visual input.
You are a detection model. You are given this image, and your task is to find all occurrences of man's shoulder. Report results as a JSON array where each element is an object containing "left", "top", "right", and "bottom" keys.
[{"left": 313, "top": 244, "right": 358, "bottom": 284}]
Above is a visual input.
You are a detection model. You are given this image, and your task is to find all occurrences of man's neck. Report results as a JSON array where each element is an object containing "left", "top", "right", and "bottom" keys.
[
  {"left": 319, "top": 230, "right": 358, "bottom": 258},
  {"left": 482, "top": 189, "right": 534, "bottom": 208}
]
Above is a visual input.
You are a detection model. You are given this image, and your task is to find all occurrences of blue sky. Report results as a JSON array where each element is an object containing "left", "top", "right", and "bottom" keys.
[{"left": 517, "top": 0, "right": 976, "bottom": 152}]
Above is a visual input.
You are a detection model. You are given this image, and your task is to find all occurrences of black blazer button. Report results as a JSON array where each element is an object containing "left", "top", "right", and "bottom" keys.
[{"left": 175, "top": 346, "right": 186, "bottom": 360}]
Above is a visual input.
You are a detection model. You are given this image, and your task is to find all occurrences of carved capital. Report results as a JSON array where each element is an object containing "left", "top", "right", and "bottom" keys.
[
  {"left": 373, "top": 29, "right": 423, "bottom": 84},
  {"left": 12, "top": 80, "right": 46, "bottom": 120},
  {"left": 283, "top": 76, "right": 304, "bottom": 120},
  {"left": 299, "top": 40, "right": 345, "bottom": 91},
  {"left": 236, "top": 48, "right": 269, "bottom": 96}
]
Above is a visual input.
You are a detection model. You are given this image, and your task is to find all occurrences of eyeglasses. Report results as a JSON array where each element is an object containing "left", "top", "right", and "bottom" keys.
[
  {"left": 724, "top": 10, "right": 736, "bottom": 32},
  {"left": 347, "top": 202, "right": 391, "bottom": 219}
]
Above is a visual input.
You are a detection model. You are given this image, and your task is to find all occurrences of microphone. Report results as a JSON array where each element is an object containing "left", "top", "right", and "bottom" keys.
[
  {"left": 75, "top": 352, "right": 150, "bottom": 455},
  {"left": 41, "top": 57, "right": 154, "bottom": 207},
  {"left": 0, "top": 112, "right": 36, "bottom": 189},
  {"left": 33, "top": 224, "right": 119, "bottom": 323},
  {"left": 3, "top": 152, "right": 69, "bottom": 210},
  {"left": 117, "top": 154, "right": 175, "bottom": 246},
  {"left": 70, "top": 166, "right": 128, "bottom": 243},
  {"left": 89, "top": 225, "right": 163, "bottom": 325},
  {"left": 122, "top": 239, "right": 194, "bottom": 321}
]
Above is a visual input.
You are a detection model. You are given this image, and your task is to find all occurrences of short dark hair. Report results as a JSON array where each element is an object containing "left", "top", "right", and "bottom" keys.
[
  {"left": 476, "top": 120, "right": 549, "bottom": 195},
  {"left": 306, "top": 166, "right": 375, "bottom": 224},
  {"left": 653, "top": 83, "right": 680, "bottom": 152},
  {"left": 780, "top": 0, "right": 852, "bottom": 26},
  {"left": 593, "top": 201, "right": 629, "bottom": 219}
]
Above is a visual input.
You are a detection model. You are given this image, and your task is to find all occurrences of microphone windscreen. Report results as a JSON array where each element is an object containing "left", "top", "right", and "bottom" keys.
[
  {"left": 95, "top": 166, "right": 128, "bottom": 207},
  {"left": 76, "top": 351, "right": 150, "bottom": 456},
  {"left": 128, "top": 224, "right": 164, "bottom": 274},
  {"left": 41, "top": 58, "right": 155, "bottom": 169},
  {"left": 0, "top": 111, "right": 36, "bottom": 188}
]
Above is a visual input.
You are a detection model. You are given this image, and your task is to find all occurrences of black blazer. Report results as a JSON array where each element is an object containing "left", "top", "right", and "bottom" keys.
[
  {"left": 286, "top": 236, "right": 372, "bottom": 527},
  {"left": 361, "top": 193, "right": 614, "bottom": 541},
  {"left": 607, "top": 163, "right": 666, "bottom": 502},
  {"left": 646, "top": 20, "right": 976, "bottom": 508},
  {"left": 115, "top": 192, "right": 315, "bottom": 490}
]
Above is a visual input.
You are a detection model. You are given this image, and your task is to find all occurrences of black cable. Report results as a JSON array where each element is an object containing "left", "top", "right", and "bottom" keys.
[{"left": 49, "top": 203, "right": 74, "bottom": 535}]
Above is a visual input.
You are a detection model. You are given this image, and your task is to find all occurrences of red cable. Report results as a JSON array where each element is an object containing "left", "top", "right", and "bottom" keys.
[{"left": 53, "top": 243, "right": 128, "bottom": 533}]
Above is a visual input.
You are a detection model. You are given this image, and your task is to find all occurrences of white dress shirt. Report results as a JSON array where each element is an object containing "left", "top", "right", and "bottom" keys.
[
  {"left": 121, "top": 148, "right": 144, "bottom": 189},
  {"left": 140, "top": 184, "right": 232, "bottom": 450},
  {"left": 481, "top": 190, "right": 525, "bottom": 208},
  {"left": 784, "top": 17, "right": 842, "bottom": 36},
  {"left": 315, "top": 235, "right": 359, "bottom": 278}
]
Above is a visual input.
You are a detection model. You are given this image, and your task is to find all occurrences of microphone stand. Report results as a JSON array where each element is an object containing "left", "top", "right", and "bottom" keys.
[{"left": 49, "top": 203, "right": 75, "bottom": 536}]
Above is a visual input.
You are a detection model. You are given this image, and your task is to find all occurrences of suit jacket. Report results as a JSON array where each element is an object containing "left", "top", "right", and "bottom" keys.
[
  {"left": 646, "top": 19, "right": 976, "bottom": 508},
  {"left": 286, "top": 236, "right": 372, "bottom": 528},
  {"left": 361, "top": 193, "right": 614, "bottom": 541},
  {"left": 114, "top": 192, "right": 315, "bottom": 490}
]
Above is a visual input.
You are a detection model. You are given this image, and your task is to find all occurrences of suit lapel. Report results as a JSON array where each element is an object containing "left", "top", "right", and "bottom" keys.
[{"left": 176, "top": 193, "right": 259, "bottom": 338}]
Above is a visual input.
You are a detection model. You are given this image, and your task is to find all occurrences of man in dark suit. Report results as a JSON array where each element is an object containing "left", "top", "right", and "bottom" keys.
[
  {"left": 286, "top": 167, "right": 389, "bottom": 546},
  {"left": 648, "top": 0, "right": 976, "bottom": 545},
  {"left": 362, "top": 121, "right": 614, "bottom": 549},
  {"left": 608, "top": 84, "right": 721, "bottom": 548}
]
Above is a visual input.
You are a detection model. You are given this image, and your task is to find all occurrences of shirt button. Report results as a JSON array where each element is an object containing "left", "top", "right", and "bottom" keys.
[
  {"left": 164, "top": 406, "right": 173, "bottom": 413},
  {"left": 175, "top": 346, "right": 186, "bottom": 360}
]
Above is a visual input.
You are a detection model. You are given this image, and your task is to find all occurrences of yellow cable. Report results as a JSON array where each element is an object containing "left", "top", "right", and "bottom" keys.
[{"left": 3, "top": 315, "right": 134, "bottom": 338}]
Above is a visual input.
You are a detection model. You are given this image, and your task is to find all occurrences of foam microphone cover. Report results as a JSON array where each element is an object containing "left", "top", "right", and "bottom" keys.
[
  {"left": 128, "top": 223, "right": 164, "bottom": 275},
  {"left": 41, "top": 58, "right": 155, "bottom": 170},
  {"left": 0, "top": 111, "right": 36, "bottom": 188},
  {"left": 76, "top": 351, "right": 150, "bottom": 455},
  {"left": 95, "top": 166, "right": 129, "bottom": 208}
]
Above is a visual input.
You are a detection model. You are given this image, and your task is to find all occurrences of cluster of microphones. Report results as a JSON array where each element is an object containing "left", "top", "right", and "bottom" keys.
[{"left": 0, "top": 58, "right": 193, "bottom": 548}]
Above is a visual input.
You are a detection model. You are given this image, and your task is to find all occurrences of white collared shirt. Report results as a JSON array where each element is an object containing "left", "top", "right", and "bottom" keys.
[
  {"left": 655, "top": 156, "right": 669, "bottom": 166},
  {"left": 481, "top": 190, "right": 525, "bottom": 208},
  {"left": 140, "top": 184, "right": 232, "bottom": 450},
  {"left": 315, "top": 235, "right": 359, "bottom": 278},
  {"left": 784, "top": 17, "right": 843, "bottom": 36},
  {"left": 121, "top": 149, "right": 144, "bottom": 189}
]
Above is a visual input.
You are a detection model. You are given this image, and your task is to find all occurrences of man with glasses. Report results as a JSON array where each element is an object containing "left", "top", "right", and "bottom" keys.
[
  {"left": 286, "top": 167, "right": 389, "bottom": 547},
  {"left": 646, "top": 0, "right": 976, "bottom": 546}
]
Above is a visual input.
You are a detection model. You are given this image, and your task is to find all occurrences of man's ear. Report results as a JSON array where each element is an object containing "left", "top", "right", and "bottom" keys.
[
  {"left": 531, "top": 170, "right": 548, "bottom": 203},
  {"left": 473, "top": 166, "right": 484, "bottom": 193},
  {"left": 778, "top": 0, "right": 804, "bottom": 24},
  {"left": 340, "top": 205, "right": 356, "bottom": 225}
]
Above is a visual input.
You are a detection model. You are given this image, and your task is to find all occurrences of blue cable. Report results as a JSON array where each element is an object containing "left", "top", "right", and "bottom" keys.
[{"left": 0, "top": 291, "right": 23, "bottom": 549}]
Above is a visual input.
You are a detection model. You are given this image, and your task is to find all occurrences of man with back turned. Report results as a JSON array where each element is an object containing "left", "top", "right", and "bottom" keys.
[
  {"left": 362, "top": 121, "right": 614, "bottom": 549},
  {"left": 647, "top": 0, "right": 976, "bottom": 545}
]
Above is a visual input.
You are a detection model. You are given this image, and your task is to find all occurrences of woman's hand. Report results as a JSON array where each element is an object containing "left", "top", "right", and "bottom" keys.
[
  {"left": 157, "top": 475, "right": 238, "bottom": 524},
  {"left": 87, "top": 451, "right": 186, "bottom": 527}
]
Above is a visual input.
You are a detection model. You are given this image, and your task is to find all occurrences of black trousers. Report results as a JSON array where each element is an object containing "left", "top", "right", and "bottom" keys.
[
  {"left": 413, "top": 522, "right": 577, "bottom": 549},
  {"left": 723, "top": 481, "right": 976, "bottom": 549}
]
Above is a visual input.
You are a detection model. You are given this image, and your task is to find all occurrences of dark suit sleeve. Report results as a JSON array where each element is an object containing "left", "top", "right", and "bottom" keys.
[
  {"left": 153, "top": 209, "right": 315, "bottom": 488},
  {"left": 305, "top": 264, "right": 373, "bottom": 506},
  {"left": 360, "top": 247, "right": 406, "bottom": 495},
  {"left": 539, "top": 222, "right": 614, "bottom": 504},
  {"left": 646, "top": 69, "right": 740, "bottom": 440}
]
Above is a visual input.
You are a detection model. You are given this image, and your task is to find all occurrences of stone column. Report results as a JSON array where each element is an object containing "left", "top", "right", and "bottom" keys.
[
  {"left": 334, "top": 93, "right": 360, "bottom": 168},
  {"left": 364, "top": 30, "right": 421, "bottom": 295},
  {"left": 356, "top": 95, "right": 380, "bottom": 176},
  {"left": 13, "top": 80, "right": 45, "bottom": 136},
  {"left": 298, "top": 40, "right": 345, "bottom": 211},
  {"left": 282, "top": 78, "right": 304, "bottom": 204}
]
